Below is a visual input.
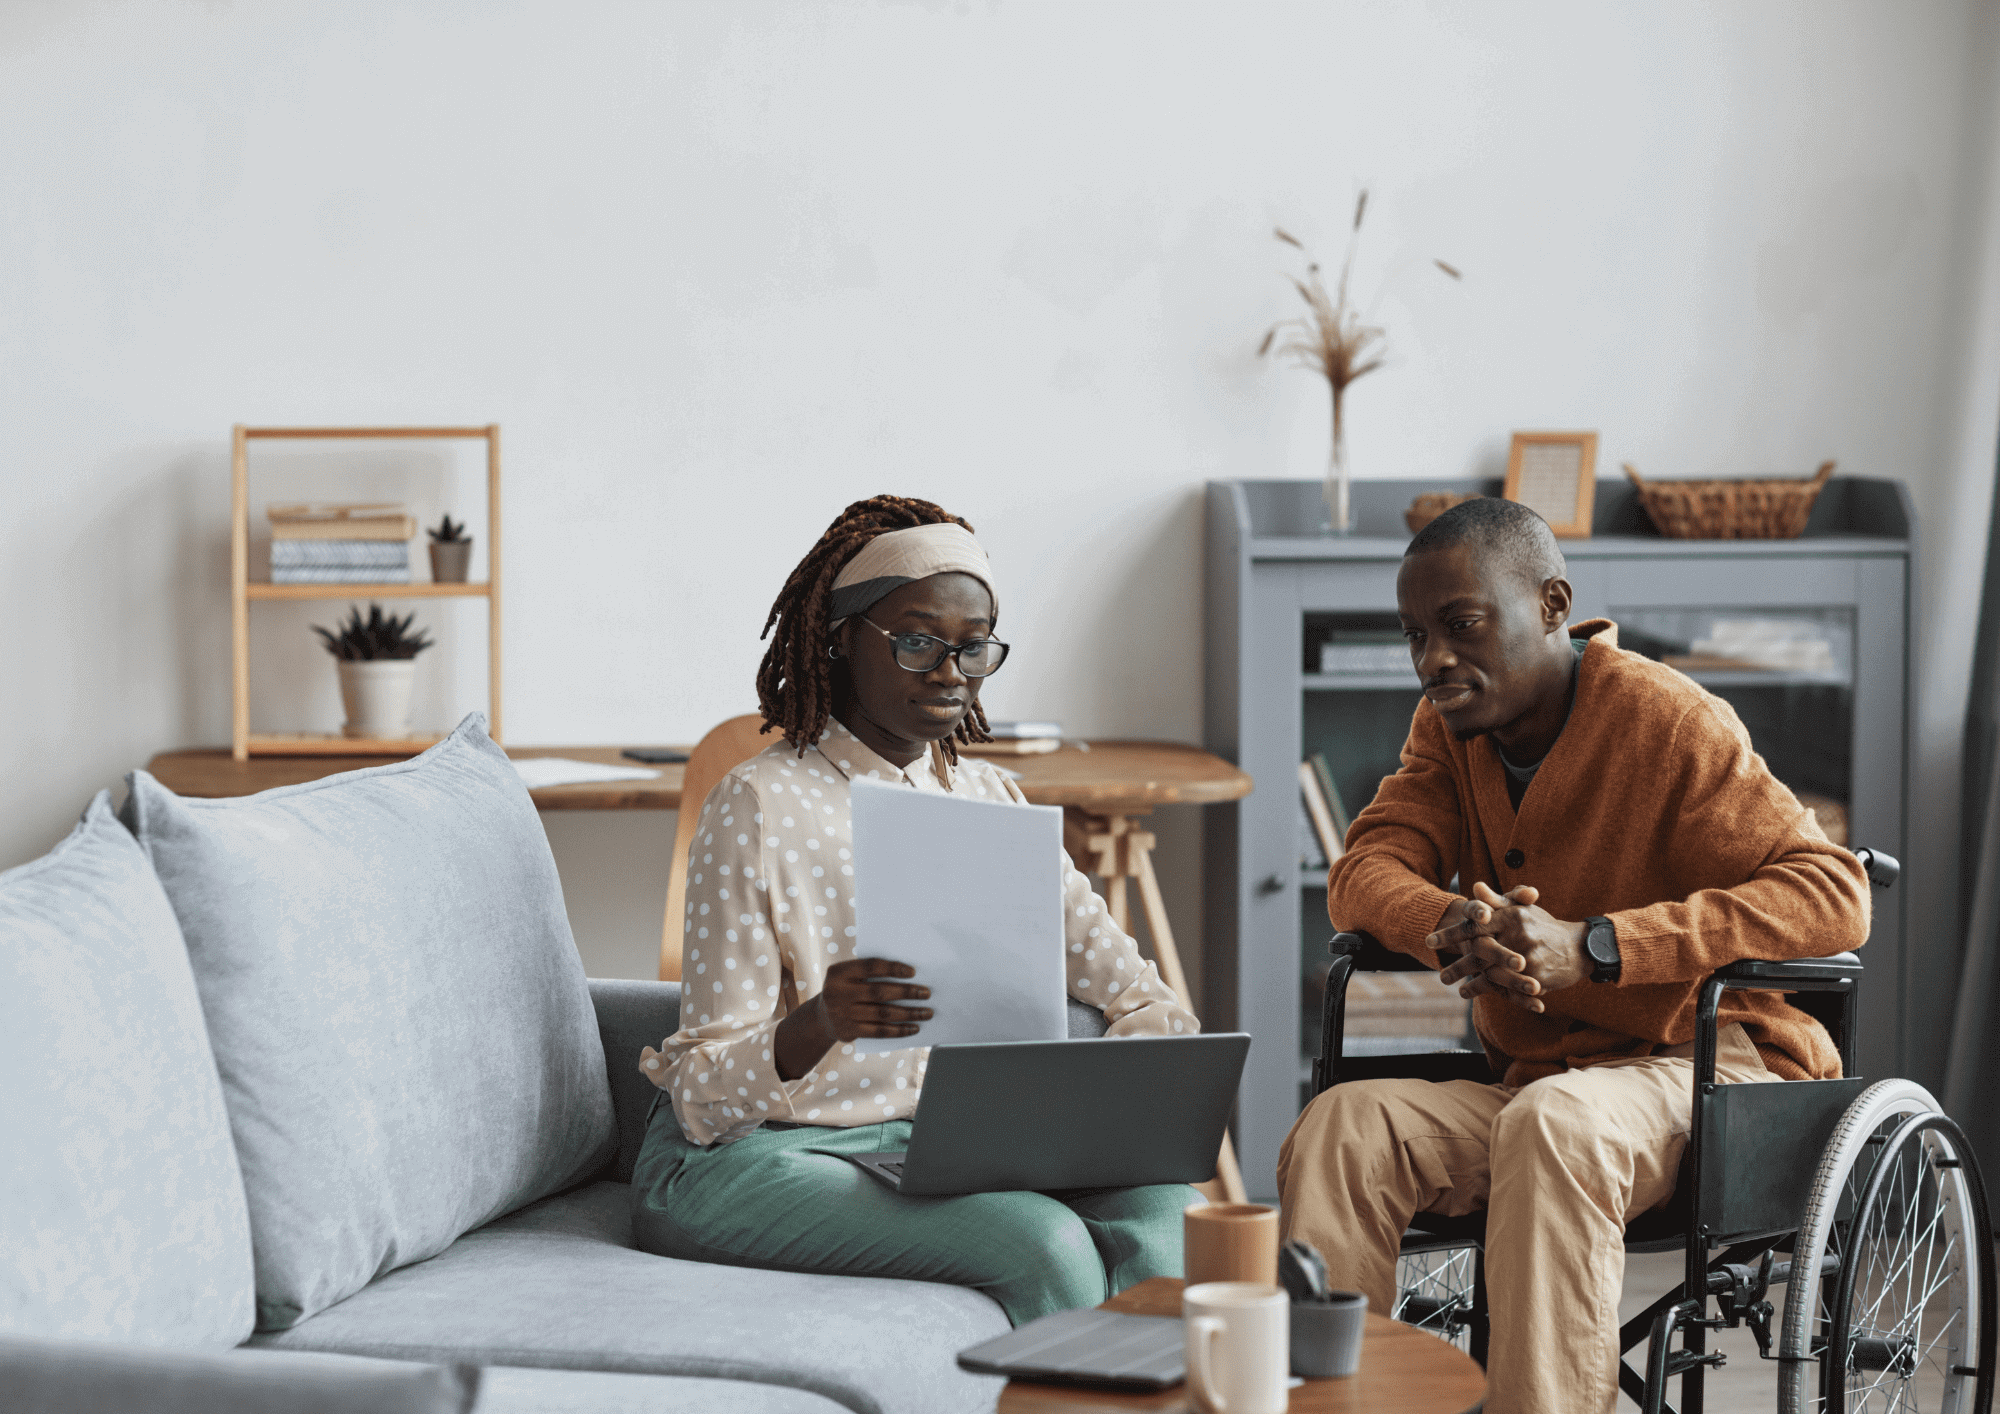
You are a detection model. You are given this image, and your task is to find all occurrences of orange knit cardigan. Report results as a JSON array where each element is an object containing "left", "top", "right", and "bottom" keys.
[{"left": 1325, "top": 620, "right": 1870, "bottom": 1084}]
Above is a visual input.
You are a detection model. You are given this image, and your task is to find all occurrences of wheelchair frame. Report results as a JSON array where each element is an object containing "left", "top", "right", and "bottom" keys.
[{"left": 1309, "top": 849, "right": 1996, "bottom": 1414}]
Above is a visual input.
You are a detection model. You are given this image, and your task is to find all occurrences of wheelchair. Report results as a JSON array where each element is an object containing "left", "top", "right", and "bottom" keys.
[{"left": 1310, "top": 849, "right": 1997, "bottom": 1413}]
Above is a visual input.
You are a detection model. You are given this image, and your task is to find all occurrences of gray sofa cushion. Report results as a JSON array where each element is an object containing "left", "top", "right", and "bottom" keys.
[
  {"left": 0, "top": 794, "right": 255, "bottom": 1348},
  {"left": 475, "top": 1367, "right": 849, "bottom": 1413},
  {"left": 0, "top": 1334, "right": 477, "bottom": 1414},
  {"left": 587, "top": 979, "right": 681, "bottom": 1184},
  {"left": 123, "top": 715, "right": 616, "bottom": 1332},
  {"left": 256, "top": 1181, "right": 1009, "bottom": 1414}
]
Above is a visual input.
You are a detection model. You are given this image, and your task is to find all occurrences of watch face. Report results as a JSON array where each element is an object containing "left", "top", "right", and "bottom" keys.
[{"left": 1588, "top": 921, "right": 1616, "bottom": 966}]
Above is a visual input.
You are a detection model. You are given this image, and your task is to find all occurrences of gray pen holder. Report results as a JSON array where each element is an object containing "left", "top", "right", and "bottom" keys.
[{"left": 1290, "top": 1290, "right": 1367, "bottom": 1378}]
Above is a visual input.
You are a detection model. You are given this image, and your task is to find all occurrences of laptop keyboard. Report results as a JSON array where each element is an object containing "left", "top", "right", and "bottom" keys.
[{"left": 879, "top": 1160, "right": 905, "bottom": 1177}]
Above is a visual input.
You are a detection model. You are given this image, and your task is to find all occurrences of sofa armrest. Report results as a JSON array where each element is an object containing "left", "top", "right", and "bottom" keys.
[
  {"left": 588, "top": 978, "right": 683, "bottom": 1184},
  {"left": 1066, "top": 998, "right": 1108, "bottom": 1038},
  {"left": 0, "top": 1334, "right": 477, "bottom": 1414}
]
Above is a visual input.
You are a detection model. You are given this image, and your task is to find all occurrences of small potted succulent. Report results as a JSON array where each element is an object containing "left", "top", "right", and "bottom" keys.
[
  {"left": 428, "top": 514, "right": 472, "bottom": 583},
  {"left": 314, "top": 604, "right": 434, "bottom": 739}
]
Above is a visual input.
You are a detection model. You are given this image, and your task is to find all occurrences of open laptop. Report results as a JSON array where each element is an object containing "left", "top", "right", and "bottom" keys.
[{"left": 843, "top": 1032, "right": 1250, "bottom": 1196}]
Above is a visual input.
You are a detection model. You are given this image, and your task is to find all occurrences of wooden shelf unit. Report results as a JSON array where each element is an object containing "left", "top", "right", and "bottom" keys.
[
  {"left": 230, "top": 425, "right": 503, "bottom": 761},
  {"left": 245, "top": 581, "right": 492, "bottom": 601}
]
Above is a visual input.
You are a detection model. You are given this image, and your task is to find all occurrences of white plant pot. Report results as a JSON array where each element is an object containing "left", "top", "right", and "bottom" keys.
[{"left": 337, "top": 660, "right": 417, "bottom": 739}]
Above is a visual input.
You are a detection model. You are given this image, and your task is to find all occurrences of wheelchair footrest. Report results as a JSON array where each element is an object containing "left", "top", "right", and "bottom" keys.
[{"left": 1664, "top": 1348, "right": 1728, "bottom": 1376}]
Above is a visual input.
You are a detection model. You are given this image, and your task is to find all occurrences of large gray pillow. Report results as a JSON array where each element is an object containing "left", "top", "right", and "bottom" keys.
[
  {"left": 123, "top": 714, "right": 615, "bottom": 1331},
  {"left": 0, "top": 793, "right": 255, "bottom": 1348}
]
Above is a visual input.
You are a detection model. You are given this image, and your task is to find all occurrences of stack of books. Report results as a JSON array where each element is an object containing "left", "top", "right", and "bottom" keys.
[
  {"left": 1317, "top": 632, "right": 1411, "bottom": 676},
  {"left": 269, "top": 504, "right": 416, "bottom": 584}
]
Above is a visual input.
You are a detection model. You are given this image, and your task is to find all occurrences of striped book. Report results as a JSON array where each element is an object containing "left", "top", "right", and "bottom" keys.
[{"left": 272, "top": 540, "right": 410, "bottom": 568}]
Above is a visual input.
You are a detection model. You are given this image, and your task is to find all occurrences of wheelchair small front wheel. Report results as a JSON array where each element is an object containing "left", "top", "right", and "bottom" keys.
[{"left": 1778, "top": 1078, "right": 1996, "bottom": 1414}]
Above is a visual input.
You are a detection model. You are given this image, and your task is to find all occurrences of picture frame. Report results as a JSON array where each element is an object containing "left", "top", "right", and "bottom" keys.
[{"left": 1502, "top": 430, "right": 1599, "bottom": 538}]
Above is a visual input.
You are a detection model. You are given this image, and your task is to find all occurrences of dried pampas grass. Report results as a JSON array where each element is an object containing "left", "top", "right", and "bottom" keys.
[{"left": 1258, "top": 190, "right": 1460, "bottom": 531}]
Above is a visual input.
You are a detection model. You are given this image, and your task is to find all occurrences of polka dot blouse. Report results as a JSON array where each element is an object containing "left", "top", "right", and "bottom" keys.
[{"left": 639, "top": 718, "right": 1200, "bottom": 1146}]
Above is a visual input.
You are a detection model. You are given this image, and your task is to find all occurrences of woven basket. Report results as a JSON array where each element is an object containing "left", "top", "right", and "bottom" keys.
[
  {"left": 1623, "top": 461, "right": 1835, "bottom": 540},
  {"left": 1404, "top": 491, "right": 1479, "bottom": 535}
]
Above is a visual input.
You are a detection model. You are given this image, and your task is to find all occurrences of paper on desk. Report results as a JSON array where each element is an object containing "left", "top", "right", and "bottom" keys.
[
  {"left": 849, "top": 776, "right": 1067, "bottom": 1055},
  {"left": 511, "top": 757, "right": 661, "bottom": 789}
]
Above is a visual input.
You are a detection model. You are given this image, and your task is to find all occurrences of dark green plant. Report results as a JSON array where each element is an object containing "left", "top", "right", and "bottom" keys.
[
  {"left": 428, "top": 514, "right": 469, "bottom": 543},
  {"left": 313, "top": 604, "right": 434, "bottom": 661}
]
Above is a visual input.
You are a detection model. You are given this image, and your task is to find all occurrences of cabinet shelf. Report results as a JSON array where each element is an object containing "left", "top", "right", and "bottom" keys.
[
  {"left": 1304, "top": 673, "right": 1421, "bottom": 692},
  {"left": 1676, "top": 668, "right": 1848, "bottom": 689},
  {"left": 247, "top": 581, "right": 492, "bottom": 601}
]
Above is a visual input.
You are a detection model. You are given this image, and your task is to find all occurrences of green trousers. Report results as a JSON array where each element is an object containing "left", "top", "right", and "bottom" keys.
[{"left": 630, "top": 1105, "right": 1190, "bottom": 1324}]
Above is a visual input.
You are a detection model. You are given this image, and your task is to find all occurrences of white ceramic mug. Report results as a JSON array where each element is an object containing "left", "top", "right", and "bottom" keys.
[{"left": 1183, "top": 1281, "right": 1288, "bottom": 1414}]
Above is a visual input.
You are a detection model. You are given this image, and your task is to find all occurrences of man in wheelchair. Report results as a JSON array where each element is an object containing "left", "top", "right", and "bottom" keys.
[{"left": 1277, "top": 497, "right": 1871, "bottom": 1414}]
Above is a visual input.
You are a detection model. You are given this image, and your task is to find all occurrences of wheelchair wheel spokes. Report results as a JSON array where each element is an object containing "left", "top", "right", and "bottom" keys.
[
  {"left": 1779, "top": 1079, "right": 1994, "bottom": 1414},
  {"left": 1830, "top": 1124, "right": 1976, "bottom": 1412},
  {"left": 1395, "top": 1245, "right": 1477, "bottom": 1350}
]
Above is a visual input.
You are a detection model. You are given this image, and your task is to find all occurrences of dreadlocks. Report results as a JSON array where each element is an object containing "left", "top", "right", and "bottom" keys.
[{"left": 756, "top": 495, "right": 995, "bottom": 759}]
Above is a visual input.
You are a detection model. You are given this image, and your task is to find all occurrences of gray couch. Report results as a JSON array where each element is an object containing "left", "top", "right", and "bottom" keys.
[{"left": 1, "top": 717, "right": 1045, "bottom": 1414}]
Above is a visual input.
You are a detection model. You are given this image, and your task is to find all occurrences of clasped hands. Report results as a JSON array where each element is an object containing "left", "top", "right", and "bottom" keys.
[{"left": 1427, "top": 881, "right": 1591, "bottom": 1013}]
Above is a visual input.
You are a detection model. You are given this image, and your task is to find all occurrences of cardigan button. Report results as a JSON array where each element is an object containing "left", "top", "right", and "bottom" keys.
[{"left": 1504, "top": 848, "right": 1524, "bottom": 868}]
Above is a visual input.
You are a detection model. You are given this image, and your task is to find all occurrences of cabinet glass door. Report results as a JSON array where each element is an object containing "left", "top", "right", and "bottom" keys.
[{"left": 1610, "top": 607, "right": 1856, "bottom": 843}]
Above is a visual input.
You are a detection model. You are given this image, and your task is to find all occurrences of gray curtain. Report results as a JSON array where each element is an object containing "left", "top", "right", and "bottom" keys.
[{"left": 1945, "top": 454, "right": 2000, "bottom": 1175}]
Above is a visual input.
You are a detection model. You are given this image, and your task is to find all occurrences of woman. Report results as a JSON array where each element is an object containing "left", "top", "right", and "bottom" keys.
[{"left": 633, "top": 494, "right": 1199, "bottom": 1322}]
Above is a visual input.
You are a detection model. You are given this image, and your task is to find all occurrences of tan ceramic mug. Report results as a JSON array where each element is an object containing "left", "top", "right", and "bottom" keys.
[{"left": 1183, "top": 1203, "right": 1279, "bottom": 1288}]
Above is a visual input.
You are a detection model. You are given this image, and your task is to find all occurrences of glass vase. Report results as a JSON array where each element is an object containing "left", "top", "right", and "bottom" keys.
[{"left": 1322, "top": 395, "right": 1353, "bottom": 534}]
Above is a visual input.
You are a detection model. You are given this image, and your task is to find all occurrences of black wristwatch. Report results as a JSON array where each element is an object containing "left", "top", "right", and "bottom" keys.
[{"left": 1583, "top": 916, "right": 1621, "bottom": 984}]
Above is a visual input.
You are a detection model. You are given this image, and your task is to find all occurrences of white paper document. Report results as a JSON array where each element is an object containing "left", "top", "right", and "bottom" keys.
[{"left": 849, "top": 776, "right": 1068, "bottom": 1055}]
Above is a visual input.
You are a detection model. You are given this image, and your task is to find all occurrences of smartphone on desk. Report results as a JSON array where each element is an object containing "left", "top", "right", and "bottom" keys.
[{"left": 621, "top": 748, "right": 689, "bottom": 764}]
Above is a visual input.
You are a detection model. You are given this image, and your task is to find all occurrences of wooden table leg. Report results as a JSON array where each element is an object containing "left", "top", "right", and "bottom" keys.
[{"left": 1066, "top": 808, "right": 1249, "bottom": 1205}]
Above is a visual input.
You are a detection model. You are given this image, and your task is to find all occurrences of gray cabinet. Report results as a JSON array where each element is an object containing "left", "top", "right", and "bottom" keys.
[{"left": 1203, "top": 477, "right": 1914, "bottom": 1199}]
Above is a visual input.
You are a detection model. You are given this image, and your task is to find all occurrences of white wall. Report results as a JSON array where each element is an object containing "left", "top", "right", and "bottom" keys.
[{"left": 2, "top": 3, "right": 1997, "bottom": 1036}]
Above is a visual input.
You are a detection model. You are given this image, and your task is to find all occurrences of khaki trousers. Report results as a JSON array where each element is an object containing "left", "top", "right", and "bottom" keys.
[{"left": 1277, "top": 1025, "right": 1775, "bottom": 1414}]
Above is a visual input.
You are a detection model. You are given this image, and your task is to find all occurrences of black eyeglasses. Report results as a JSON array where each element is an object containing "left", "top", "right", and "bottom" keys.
[{"left": 858, "top": 616, "right": 1011, "bottom": 677}]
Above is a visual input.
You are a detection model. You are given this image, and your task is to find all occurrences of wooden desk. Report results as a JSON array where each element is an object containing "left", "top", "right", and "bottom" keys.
[
  {"left": 145, "top": 745, "right": 689, "bottom": 811},
  {"left": 998, "top": 1279, "right": 1484, "bottom": 1414},
  {"left": 144, "top": 739, "right": 1249, "bottom": 817}
]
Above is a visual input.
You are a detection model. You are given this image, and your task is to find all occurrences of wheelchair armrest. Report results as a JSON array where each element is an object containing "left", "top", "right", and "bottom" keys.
[
  {"left": 1330, "top": 930, "right": 1433, "bottom": 973},
  {"left": 1711, "top": 952, "right": 1862, "bottom": 991},
  {"left": 1853, "top": 847, "right": 1899, "bottom": 889},
  {"left": 1316, "top": 931, "right": 1488, "bottom": 1096}
]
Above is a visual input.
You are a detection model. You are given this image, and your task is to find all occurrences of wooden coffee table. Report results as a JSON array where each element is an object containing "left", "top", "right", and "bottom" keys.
[{"left": 995, "top": 1279, "right": 1484, "bottom": 1414}]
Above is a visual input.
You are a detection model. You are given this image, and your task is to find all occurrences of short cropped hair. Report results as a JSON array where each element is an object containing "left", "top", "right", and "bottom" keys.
[{"left": 1404, "top": 496, "right": 1566, "bottom": 590}]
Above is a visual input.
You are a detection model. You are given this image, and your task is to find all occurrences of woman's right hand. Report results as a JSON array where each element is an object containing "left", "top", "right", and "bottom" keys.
[
  {"left": 819, "top": 957, "right": 933, "bottom": 1041},
  {"left": 774, "top": 958, "right": 932, "bottom": 1080}
]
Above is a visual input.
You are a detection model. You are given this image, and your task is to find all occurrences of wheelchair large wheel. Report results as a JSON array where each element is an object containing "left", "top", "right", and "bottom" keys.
[{"left": 1778, "top": 1079, "right": 1996, "bottom": 1413}]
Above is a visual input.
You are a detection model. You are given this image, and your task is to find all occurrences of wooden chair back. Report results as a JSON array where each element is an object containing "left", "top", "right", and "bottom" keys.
[{"left": 659, "top": 713, "right": 775, "bottom": 981}]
